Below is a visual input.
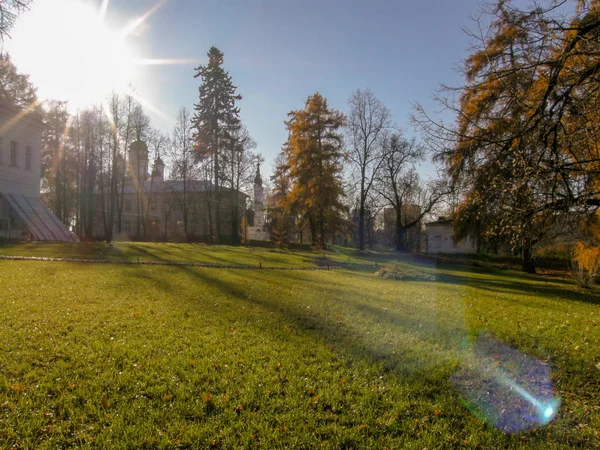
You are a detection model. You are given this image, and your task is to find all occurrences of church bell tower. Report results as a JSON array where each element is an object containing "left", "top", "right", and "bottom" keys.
[{"left": 253, "top": 163, "right": 264, "bottom": 227}]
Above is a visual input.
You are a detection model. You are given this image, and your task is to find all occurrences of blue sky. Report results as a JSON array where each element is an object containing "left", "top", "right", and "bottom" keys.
[
  {"left": 13, "top": 0, "right": 489, "bottom": 177},
  {"left": 102, "top": 0, "right": 487, "bottom": 176}
]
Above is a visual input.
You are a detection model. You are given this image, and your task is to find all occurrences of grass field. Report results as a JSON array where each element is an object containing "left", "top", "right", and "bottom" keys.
[{"left": 0, "top": 243, "right": 598, "bottom": 448}]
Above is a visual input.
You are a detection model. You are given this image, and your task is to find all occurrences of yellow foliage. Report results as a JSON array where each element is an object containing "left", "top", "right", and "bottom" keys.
[{"left": 573, "top": 242, "right": 600, "bottom": 286}]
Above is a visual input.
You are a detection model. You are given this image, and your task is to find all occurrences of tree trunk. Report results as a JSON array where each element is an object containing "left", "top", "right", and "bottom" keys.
[
  {"left": 358, "top": 205, "right": 365, "bottom": 251},
  {"left": 214, "top": 142, "right": 221, "bottom": 244},
  {"left": 522, "top": 243, "right": 536, "bottom": 273},
  {"left": 309, "top": 215, "right": 317, "bottom": 246},
  {"left": 395, "top": 208, "right": 407, "bottom": 252},
  {"left": 319, "top": 208, "right": 326, "bottom": 249}
]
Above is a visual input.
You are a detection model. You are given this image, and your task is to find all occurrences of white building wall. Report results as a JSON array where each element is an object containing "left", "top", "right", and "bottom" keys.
[
  {"left": 426, "top": 223, "right": 477, "bottom": 254},
  {"left": 0, "top": 104, "right": 43, "bottom": 198}
]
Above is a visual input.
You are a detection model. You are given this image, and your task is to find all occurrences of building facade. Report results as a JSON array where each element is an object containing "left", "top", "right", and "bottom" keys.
[
  {"left": 0, "top": 100, "right": 75, "bottom": 241},
  {"left": 425, "top": 217, "right": 477, "bottom": 254},
  {"left": 92, "top": 141, "right": 247, "bottom": 242}
]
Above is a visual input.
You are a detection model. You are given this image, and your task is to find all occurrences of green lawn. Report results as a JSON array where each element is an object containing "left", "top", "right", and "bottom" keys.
[{"left": 0, "top": 244, "right": 598, "bottom": 448}]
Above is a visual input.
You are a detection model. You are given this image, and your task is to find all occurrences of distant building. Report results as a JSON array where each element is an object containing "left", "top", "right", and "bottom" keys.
[
  {"left": 92, "top": 140, "right": 247, "bottom": 242},
  {"left": 425, "top": 217, "right": 477, "bottom": 254},
  {"left": 248, "top": 163, "right": 269, "bottom": 241},
  {"left": 0, "top": 100, "right": 75, "bottom": 241}
]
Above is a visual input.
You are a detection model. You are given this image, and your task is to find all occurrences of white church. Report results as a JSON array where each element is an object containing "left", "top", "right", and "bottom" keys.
[
  {"left": 0, "top": 100, "right": 75, "bottom": 242},
  {"left": 248, "top": 163, "right": 270, "bottom": 241}
]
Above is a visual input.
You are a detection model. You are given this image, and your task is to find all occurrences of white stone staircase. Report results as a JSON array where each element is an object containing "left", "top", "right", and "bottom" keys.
[{"left": 3, "top": 193, "right": 78, "bottom": 242}]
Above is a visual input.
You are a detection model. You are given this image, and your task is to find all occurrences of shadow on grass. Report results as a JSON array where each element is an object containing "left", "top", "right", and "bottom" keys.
[
  {"left": 433, "top": 269, "right": 600, "bottom": 307},
  {"left": 124, "top": 263, "right": 468, "bottom": 385},
  {"left": 343, "top": 255, "right": 600, "bottom": 307}
]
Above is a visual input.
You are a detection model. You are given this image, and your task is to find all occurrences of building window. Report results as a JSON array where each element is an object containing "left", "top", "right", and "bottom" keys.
[
  {"left": 124, "top": 200, "right": 131, "bottom": 212},
  {"left": 10, "top": 141, "right": 17, "bottom": 167},
  {"left": 124, "top": 221, "right": 131, "bottom": 232},
  {"left": 25, "top": 146, "right": 32, "bottom": 170},
  {"left": 150, "top": 200, "right": 157, "bottom": 211}
]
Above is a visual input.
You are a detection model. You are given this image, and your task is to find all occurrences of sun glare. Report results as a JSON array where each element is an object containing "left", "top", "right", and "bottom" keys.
[{"left": 7, "top": 0, "right": 134, "bottom": 111}]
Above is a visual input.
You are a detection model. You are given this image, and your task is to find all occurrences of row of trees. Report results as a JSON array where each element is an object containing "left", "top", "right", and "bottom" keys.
[
  {"left": 1, "top": 44, "right": 260, "bottom": 243},
  {"left": 269, "top": 90, "right": 449, "bottom": 251},
  {"left": 0, "top": 1, "right": 447, "bottom": 250},
  {"left": 12, "top": 0, "right": 599, "bottom": 268},
  {"left": 42, "top": 94, "right": 158, "bottom": 241},
  {"left": 1, "top": 50, "right": 171, "bottom": 240},
  {"left": 270, "top": 90, "right": 448, "bottom": 250}
]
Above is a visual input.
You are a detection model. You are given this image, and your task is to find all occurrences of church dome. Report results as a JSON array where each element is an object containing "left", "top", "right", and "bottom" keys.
[{"left": 129, "top": 140, "right": 149, "bottom": 160}]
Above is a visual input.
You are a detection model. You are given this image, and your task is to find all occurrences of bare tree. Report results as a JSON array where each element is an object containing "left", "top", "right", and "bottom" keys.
[
  {"left": 143, "top": 129, "right": 168, "bottom": 238},
  {"left": 347, "top": 89, "right": 391, "bottom": 250},
  {"left": 129, "top": 101, "right": 150, "bottom": 237},
  {"left": 166, "top": 107, "right": 197, "bottom": 240},
  {"left": 0, "top": 1, "right": 32, "bottom": 41},
  {"left": 378, "top": 133, "right": 449, "bottom": 251},
  {"left": 222, "top": 124, "right": 258, "bottom": 243}
]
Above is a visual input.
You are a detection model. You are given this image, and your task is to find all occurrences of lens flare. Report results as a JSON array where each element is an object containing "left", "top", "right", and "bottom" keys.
[{"left": 451, "top": 334, "right": 560, "bottom": 433}]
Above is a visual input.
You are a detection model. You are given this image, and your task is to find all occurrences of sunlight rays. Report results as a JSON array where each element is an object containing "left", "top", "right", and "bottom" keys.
[
  {"left": 132, "top": 58, "right": 201, "bottom": 66},
  {"left": 120, "top": 0, "right": 169, "bottom": 38},
  {"left": 0, "top": 99, "right": 41, "bottom": 136},
  {"left": 99, "top": 0, "right": 110, "bottom": 21},
  {"left": 125, "top": 88, "right": 170, "bottom": 122},
  {"left": 6, "top": 0, "right": 187, "bottom": 116}
]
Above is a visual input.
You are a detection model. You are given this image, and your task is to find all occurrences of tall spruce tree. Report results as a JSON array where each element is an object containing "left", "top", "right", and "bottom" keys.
[
  {"left": 191, "top": 46, "right": 241, "bottom": 243},
  {"left": 282, "top": 93, "right": 346, "bottom": 249}
]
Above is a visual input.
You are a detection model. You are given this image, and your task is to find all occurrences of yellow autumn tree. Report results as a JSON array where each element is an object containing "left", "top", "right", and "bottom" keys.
[
  {"left": 416, "top": 0, "right": 600, "bottom": 273},
  {"left": 279, "top": 93, "right": 346, "bottom": 249}
]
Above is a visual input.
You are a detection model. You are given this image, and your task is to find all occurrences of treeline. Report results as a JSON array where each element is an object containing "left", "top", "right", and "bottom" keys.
[
  {"left": 0, "top": 47, "right": 259, "bottom": 243},
  {"left": 268, "top": 90, "right": 449, "bottom": 251},
  {"left": 7, "top": 0, "right": 600, "bottom": 273}
]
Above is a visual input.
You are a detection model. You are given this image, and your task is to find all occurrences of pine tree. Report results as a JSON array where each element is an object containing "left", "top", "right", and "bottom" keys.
[
  {"left": 0, "top": 53, "right": 38, "bottom": 110},
  {"left": 281, "top": 93, "right": 346, "bottom": 249},
  {"left": 191, "top": 47, "right": 241, "bottom": 243}
]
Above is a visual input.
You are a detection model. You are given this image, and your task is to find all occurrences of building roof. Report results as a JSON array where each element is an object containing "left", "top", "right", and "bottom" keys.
[
  {"left": 0, "top": 98, "right": 45, "bottom": 128},
  {"left": 425, "top": 216, "right": 453, "bottom": 226},
  {"left": 118, "top": 179, "right": 247, "bottom": 197}
]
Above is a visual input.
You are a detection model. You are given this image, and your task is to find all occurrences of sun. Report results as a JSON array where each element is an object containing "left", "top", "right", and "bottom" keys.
[{"left": 6, "top": 0, "right": 135, "bottom": 111}]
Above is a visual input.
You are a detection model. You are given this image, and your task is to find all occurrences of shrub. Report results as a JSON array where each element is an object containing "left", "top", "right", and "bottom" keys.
[
  {"left": 374, "top": 267, "right": 438, "bottom": 282},
  {"left": 571, "top": 242, "right": 600, "bottom": 287}
]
